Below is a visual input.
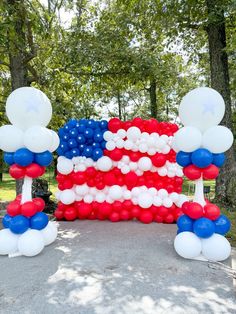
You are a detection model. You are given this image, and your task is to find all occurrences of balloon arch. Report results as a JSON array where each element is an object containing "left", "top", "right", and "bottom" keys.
[{"left": 0, "top": 87, "right": 232, "bottom": 261}]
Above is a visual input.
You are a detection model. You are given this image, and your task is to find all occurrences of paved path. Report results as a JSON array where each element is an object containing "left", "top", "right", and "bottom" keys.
[{"left": 0, "top": 221, "right": 235, "bottom": 314}]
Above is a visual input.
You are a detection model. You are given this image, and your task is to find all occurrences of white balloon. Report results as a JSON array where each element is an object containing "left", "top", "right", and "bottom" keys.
[
  {"left": 179, "top": 87, "right": 225, "bottom": 132},
  {"left": 147, "top": 136, "right": 156, "bottom": 147},
  {"left": 121, "top": 165, "right": 130, "bottom": 174},
  {"left": 163, "top": 198, "right": 173, "bottom": 208},
  {"left": 116, "top": 139, "right": 124, "bottom": 149},
  {"left": 158, "top": 167, "right": 168, "bottom": 176},
  {"left": 174, "top": 232, "right": 202, "bottom": 259},
  {"left": 171, "top": 136, "right": 180, "bottom": 153},
  {"left": 126, "top": 126, "right": 141, "bottom": 141},
  {"left": 60, "top": 189, "right": 76, "bottom": 205},
  {"left": 155, "top": 138, "right": 166, "bottom": 150},
  {"left": 84, "top": 194, "right": 94, "bottom": 203},
  {"left": 138, "top": 157, "right": 152, "bottom": 171},
  {"left": 174, "top": 126, "right": 202, "bottom": 153},
  {"left": 103, "top": 131, "right": 114, "bottom": 141},
  {"left": 0, "top": 125, "right": 24, "bottom": 152},
  {"left": 124, "top": 140, "right": 134, "bottom": 150},
  {"left": 153, "top": 196, "right": 162, "bottom": 206},
  {"left": 0, "top": 229, "right": 19, "bottom": 255},
  {"left": 57, "top": 158, "right": 73, "bottom": 174},
  {"left": 117, "top": 129, "right": 126, "bottom": 139},
  {"left": 149, "top": 187, "right": 157, "bottom": 196},
  {"left": 75, "top": 184, "right": 89, "bottom": 196},
  {"left": 147, "top": 148, "right": 156, "bottom": 156},
  {"left": 109, "top": 185, "right": 123, "bottom": 200},
  {"left": 202, "top": 126, "right": 234, "bottom": 153},
  {"left": 40, "top": 222, "right": 58, "bottom": 246},
  {"left": 158, "top": 189, "right": 168, "bottom": 199},
  {"left": 123, "top": 190, "right": 131, "bottom": 200},
  {"left": 201, "top": 234, "right": 231, "bottom": 261},
  {"left": 141, "top": 132, "right": 149, "bottom": 140},
  {"left": 138, "top": 192, "right": 153, "bottom": 208},
  {"left": 131, "top": 187, "right": 140, "bottom": 197},
  {"left": 85, "top": 158, "right": 94, "bottom": 167},
  {"left": 24, "top": 126, "right": 53, "bottom": 153},
  {"left": 106, "top": 141, "right": 116, "bottom": 151},
  {"left": 95, "top": 192, "right": 106, "bottom": 203},
  {"left": 18, "top": 229, "right": 44, "bottom": 257},
  {"left": 162, "top": 145, "right": 171, "bottom": 154},
  {"left": 49, "top": 130, "right": 60, "bottom": 152},
  {"left": 6, "top": 87, "right": 52, "bottom": 130},
  {"left": 176, "top": 194, "right": 189, "bottom": 207},
  {"left": 139, "top": 143, "right": 148, "bottom": 153},
  {"left": 97, "top": 156, "right": 113, "bottom": 172},
  {"left": 170, "top": 192, "right": 179, "bottom": 202},
  {"left": 129, "top": 162, "right": 138, "bottom": 171}
]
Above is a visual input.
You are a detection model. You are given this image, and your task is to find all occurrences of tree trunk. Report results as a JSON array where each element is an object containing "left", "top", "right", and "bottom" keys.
[
  {"left": 117, "top": 90, "right": 122, "bottom": 120},
  {"left": 149, "top": 79, "right": 157, "bottom": 118},
  {"left": 0, "top": 151, "right": 3, "bottom": 182},
  {"left": 206, "top": 0, "right": 236, "bottom": 206},
  {"left": 7, "top": 0, "right": 29, "bottom": 195}
]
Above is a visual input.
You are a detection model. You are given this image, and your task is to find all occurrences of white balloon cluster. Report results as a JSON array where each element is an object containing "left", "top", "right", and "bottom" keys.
[
  {"left": 0, "top": 87, "right": 59, "bottom": 153},
  {"left": 57, "top": 155, "right": 183, "bottom": 178},
  {"left": 104, "top": 127, "right": 173, "bottom": 155},
  {"left": 56, "top": 183, "right": 188, "bottom": 208},
  {"left": 173, "top": 87, "right": 233, "bottom": 153},
  {"left": 0, "top": 222, "right": 58, "bottom": 257},
  {"left": 174, "top": 232, "right": 231, "bottom": 262}
]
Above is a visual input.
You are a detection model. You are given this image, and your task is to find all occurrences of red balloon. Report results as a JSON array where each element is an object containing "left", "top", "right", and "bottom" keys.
[
  {"left": 132, "top": 117, "right": 143, "bottom": 128},
  {"left": 204, "top": 204, "right": 221, "bottom": 220},
  {"left": 73, "top": 172, "right": 86, "bottom": 185},
  {"left": 123, "top": 200, "right": 133, "bottom": 211},
  {"left": 131, "top": 206, "right": 141, "bottom": 218},
  {"left": 33, "top": 198, "right": 45, "bottom": 212},
  {"left": 108, "top": 117, "right": 123, "bottom": 132},
  {"left": 15, "top": 194, "right": 22, "bottom": 201},
  {"left": 120, "top": 209, "right": 130, "bottom": 220},
  {"left": 154, "top": 215, "right": 163, "bottom": 223},
  {"left": 183, "top": 165, "right": 202, "bottom": 180},
  {"left": 88, "top": 212, "right": 96, "bottom": 220},
  {"left": 124, "top": 172, "right": 138, "bottom": 189},
  {"left": 112, "top": 201, "right": 122, "bottom": 212},
  {"left": 151, "top": 154, "right": 166, "bottom": 167},
  {"left": 110, "top": 148, "right": 123, "bottom": 161},
  {"left": 62, "top": 179, "right": 74, "bottom": 189},
  {"left": 54, "top": 209, "right": 64, "bottom": 220},
  {"left": 185, "top": 202, "right": 203, "bottom": 219},
  {"left": 150, "top": 205, "right": 158, "bottom": 215},
  {"left": 64, "top": 207, "right": 77, "bottom": 221},
  {"left": 139, "top": 210, "right": 153, "bottom": 224},
  {"left": 21, "top": 201, "right": 38, "bottom": 217},
  {"left": 99, "top": 202, "right": 112, "bottom": 217},
  {"left": 9, "top": 164, "right": 25, "bottom": 179},
  {"left": 109, "top": 212, "right": 120, "bottom": 222},
  {"left": 164, "top": 214, "right": 174, "bottom": 224},
  {"left": 26, "top": 163, "right": 44, "bottom": 178},
  {"left": 203, "top": 164, "right": 219, "bottom": 180},
  {"left": 104, "top": 173, "right": 117, "bottom": 186},
  {"left": 129, "top": 152, "right": 141, "bottom": 162},
  {"left": 157, "top": 206, "right": 169, "bottom": 217},
  {"left": 182, "top": 201, "right": 190, "bottom": 214},
  {"left": 77, "top": 203, "right": 92, "bottom": 218},
  {"left": 7, "top": 201, "right": 21, "bottom": 216}
]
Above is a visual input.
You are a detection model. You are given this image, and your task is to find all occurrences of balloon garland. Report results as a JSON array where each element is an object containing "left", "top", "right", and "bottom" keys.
[
  {"left": 174, "top": 87, "right": 232, "bottom": 262},
  {"left": 54, "top": 117, "right": 187, "bottom": 223},
  {"left": 0, "top": 87, "right": 59, "bottom": 257}
]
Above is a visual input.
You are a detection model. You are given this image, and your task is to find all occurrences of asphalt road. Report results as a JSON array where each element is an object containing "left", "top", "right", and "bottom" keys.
[{"left": 0, "top": 221, "right": 235, "bottom": 314}]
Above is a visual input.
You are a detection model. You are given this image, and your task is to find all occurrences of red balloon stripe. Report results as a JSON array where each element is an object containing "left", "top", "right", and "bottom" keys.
[
  {"left": 9, "top": 163, "right": 46, "bottom": 179},
  {"left": 182, "top": 201, "right": 221, "bottom": 221},
  {"left": 108, "top": 117, "right": 179, "bottom": 135},
  {"left": 7, "top": 197, "right": 45, "bottom": 217},
  {"left": 54, "top": 200, "right": 183, "bottom": 224},
  {"left": 104, "top": 149, "right": 177, "bottom": 163},
  {"left": 56, "top": 167, "right": 183, "bottom": 192},
  {"left": 183, "top": 164, "right": 219, "bottom": 181}
]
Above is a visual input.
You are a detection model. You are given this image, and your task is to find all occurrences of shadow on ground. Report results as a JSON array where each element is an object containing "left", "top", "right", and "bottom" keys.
[{"left": 0, "top": 221, "right": 235, "bottom": 314}]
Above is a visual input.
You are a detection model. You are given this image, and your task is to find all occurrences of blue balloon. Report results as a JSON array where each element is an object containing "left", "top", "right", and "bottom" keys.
[
  {"left": 212, "top": 153, "right": 225, "bottom": 167},
  {"left": 176, "top": 151, "right": 192, "bottom": 167},
  {"left": 79, "top": 144, "right": 86, "bottom": 152},
  {"left": 177, "top": 229, "right": 182, "bottom": 234},
  {"left": 84, "top": 128, "right": 94, "bottom": 139},
  {"left": 77, "top": 125, "right": 86, "bottom": 133},
  {"left": 69, "top": 128, "right": 78, "bottom": 138},
  {"left": 35, "top": 151, "right": 53, "bottom": 166},
  {"left": 94, "top": 132, "right": 103, "bottom": 143},
  {"left": 58, "top": 128, "right": 65, "bottom": 137},
  {"left": 92, "top": 142, "right": 100, "bottom": 148},
  {"left": 101, "top": 141, "right": 106, "bottom": 149},
  {"left": 92, "top": 148, "right": 103, "bottom": 161},
  {"left": 191, "top": 148, "right": 213, "bottom": 168},
  {"left": 100, "top": 120, "right": 108, "bottom": 129},
  {"left": 83, "top": 146, "right": 93, "bottom": 157},
  {"left": 2, "top": 214, "right": 12, "bottom": 228},
  {"left": 3, "top": 152, "right": 15, "bottom": 165},
  {"left": 30, "top": 212, "right": 49, "bottom": 230},
  {"left": 87, "top": 119, "right": 96, "bottom": 129},
  {"left": 64, "top": 124, "right": 71, "bottom": 132},
  {"left": 214, "top": 215, "right": 231, "bottom": 235},
  {"left": 65, "top": 151, "right": 73, "bottom": 159},
  {"left": 68, "top": 139, "right": 77, "bottom": 148},
  {"left": 193, "top": 218, "right": 215, "bottom": 238},
  {"left": 177, "top": 215, "right": 193, "bottom": 232},
  {"left": 56, "top": 147, "right": 64, "bottom": 156},
  {"left": 71, "top": 148, "right": 80, "bottom": 157},
  {"left": 9, "top": 215, "right": 29, "bottom": 234},
  {"left": 59, "top": 141, "right": 69, "bottom": 152},
  {"left": 14, "top": 148, "right": 34, "bottom": 167},
  {"left": 62, "top": 134, "right": 70, "bottom": 141},
  {"left": 79, "top": 119, "right": 87, "bottom": 126},
  {"left": 68, "top": 119, "right": 77, "bottom": 127},
  {"left": 77, "top": 134, "right": 85, "bottom": 144}
]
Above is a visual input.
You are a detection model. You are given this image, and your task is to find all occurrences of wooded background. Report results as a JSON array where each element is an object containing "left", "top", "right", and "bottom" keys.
[{"left": 0, "top": 0, "right": 236, "bottom": 206}]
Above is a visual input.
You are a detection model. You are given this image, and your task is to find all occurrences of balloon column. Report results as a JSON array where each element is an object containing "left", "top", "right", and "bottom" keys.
[
  {"left": 174, "top": 87, "right": 232, "bottom": 261},
  {"left": 55, "top": 117, "right": 188, "bottom": 223},
  {"left": 0, "top": 87, "right": 58, "bottom": 257}
]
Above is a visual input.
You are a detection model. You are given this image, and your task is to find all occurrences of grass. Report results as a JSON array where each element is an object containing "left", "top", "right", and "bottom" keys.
[{"left": 0, "top": 173, "right": 235, "bottom": 246}]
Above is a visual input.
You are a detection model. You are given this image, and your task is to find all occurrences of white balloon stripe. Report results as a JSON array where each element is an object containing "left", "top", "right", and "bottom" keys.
[
  {"left": 103, "top": 127, "right": 174, "bottom": 155},
  {"left": 57, "top": 185, "right": 188, "bottom": 208},
  {"left": 57, "top": 156, "right": 183, "bottom": 178}
]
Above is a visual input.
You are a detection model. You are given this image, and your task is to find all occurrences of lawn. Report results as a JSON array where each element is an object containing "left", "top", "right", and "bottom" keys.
[{"left": 0, "top": 173, "right": 235, "bottom": 246}]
